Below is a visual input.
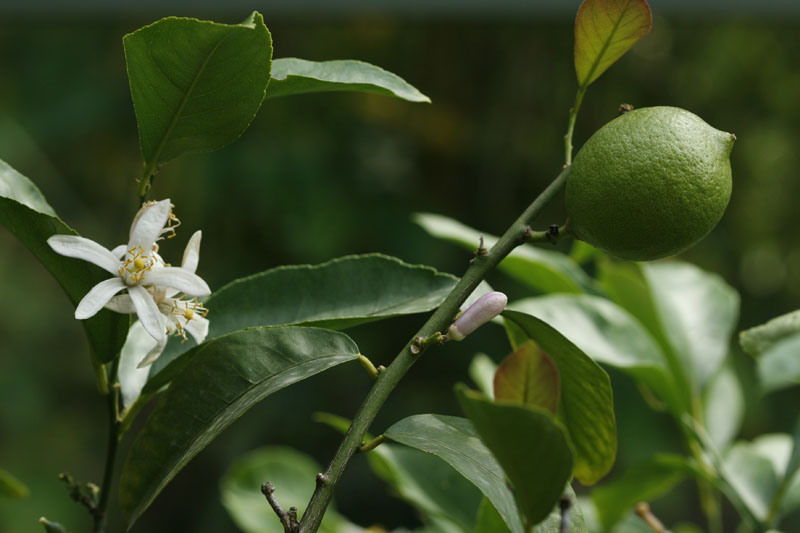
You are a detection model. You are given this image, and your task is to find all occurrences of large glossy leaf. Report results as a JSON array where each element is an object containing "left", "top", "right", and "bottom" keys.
[
  {"left": 591, "top": 454, "right": 696, "bottom": 529},
  {"left": 598, "top": 259, "right": 738, "bottom": 401},
  {"left": 642, "top": 262, "right": 740, "bottom": 390},
  {"left": 502, "top": 311, "right": 616, "bottom": 484},
  {"left": 413, "top": 212, "right": 593, "bottom": 294},
  {"left": 384, "top": 414, "right": 525, "bottom": 533},
  {"left": 369, "top": 443, "right": 482, "bottom": 532},
  {"left": 494, "top": 341, "right": 560, "bottom": 416},
  {"left": 0, "top": 468, "right": 29, "bottom": 499},
  {"left": 455, "top": 389, "right": 574, "bottom": 529},
  {"left": 574, "top": 0, "right": 652, "bottom": 87},
  {"left": 0, "top": 160, "right": 128, "bottom": 365},
  {"left": 124, "top": 12, "right": 272, "bottom": 170},
  {"left": 220, "top": 447, "right": 355, "bottom": 533},
  {"left": 267, "top": 58, "right": 430, "bottom": 103},
  {"left": 507, "top": 294, "right": 681, "bottom": 414},
  {"left": 149, "top": 254, "right": 458, "bottom": 382},
  {"left": 119, "top": 326, "right": 360, "bottom": 525}
]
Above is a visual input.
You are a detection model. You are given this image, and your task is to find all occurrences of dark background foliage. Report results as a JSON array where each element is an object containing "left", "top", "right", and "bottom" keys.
[{"left": 1, "top": 1, "right": 798, "bottom": 531}]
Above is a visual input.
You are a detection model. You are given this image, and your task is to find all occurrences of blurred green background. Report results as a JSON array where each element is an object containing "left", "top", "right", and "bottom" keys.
[{"left": 1, "top": 1, "right": 799, "bottom": 531}]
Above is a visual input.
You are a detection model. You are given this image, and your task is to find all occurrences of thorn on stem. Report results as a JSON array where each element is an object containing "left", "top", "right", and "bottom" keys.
[{"left": 470, "top": 235, "right": 488, "bottom": 263}]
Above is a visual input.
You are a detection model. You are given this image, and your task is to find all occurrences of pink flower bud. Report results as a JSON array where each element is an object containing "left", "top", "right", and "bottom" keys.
[{"left": 447, "top": 291, "right": 508, "bottom": 341}]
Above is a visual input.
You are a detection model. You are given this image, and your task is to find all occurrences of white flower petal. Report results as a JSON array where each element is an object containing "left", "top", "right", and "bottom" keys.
[
  {"left": 185, "top": 316, "right": 209, "bottom": 345},
  {"left": 118, "top": 321, "right": 157, "bottom": 408},
  {"left": 128, "top": 199, "right": 171, "bottom": 251},
  {"left": 75, "top": 278, "right": 127, "bottom": 319},
  {"left": 137, "top": 334, "right": 168, "bottom": 368},
  {"left": 105, "top": 294, "right": 136, "bottom": 313},
  {"left": 147, "top": 267, "right": 211, "bottom": 297},
  {"left": 48, "top": 235, "right": 120, "bottom": 275},
  {"left": 110, "top": 244, "right": 127, "bottom": 259},
  {"left": 181, "top": 230, "right": 202, "bottom": 274},
  {"left": 129, "top": 284, "right": 166, "bottom": 342}
]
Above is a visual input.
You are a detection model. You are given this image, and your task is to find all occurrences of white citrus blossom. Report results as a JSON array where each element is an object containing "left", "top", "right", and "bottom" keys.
[
  {"left": 106, "top": 230, "right": 210, "bottom": 367},
  {"left": 47, "top": 199, "right": 211, "bottom": 353}
]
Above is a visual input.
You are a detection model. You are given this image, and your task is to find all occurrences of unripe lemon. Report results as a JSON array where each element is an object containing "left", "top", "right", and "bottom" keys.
[{"left": 565, "top": 106, "right": 735, "bottom": 261}]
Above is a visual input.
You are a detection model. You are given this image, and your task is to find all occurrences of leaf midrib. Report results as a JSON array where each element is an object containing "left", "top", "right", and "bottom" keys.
[
  {"left": 581, "top": 0, "right": 635, "bottom": 87},
  {"left": 145, "top": 27, "right": 234, "bottom": 171}
]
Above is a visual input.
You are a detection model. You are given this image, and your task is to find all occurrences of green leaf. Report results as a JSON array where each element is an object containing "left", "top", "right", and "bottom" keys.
[
  {"left": 703, "top": 365, "right": 744, "bottom": 450},
  {"left": 384, "top": 414, "right": 525, "bottom": 533},
  {"left": 0, "top": 160, "right": 128, "bottom": 365},
  {"left": 119, "top": 326, "right": 360, "bottom": 526},
  {"left": 220, "top": 447, "right": 353, "bottom": 533},
  {"left": 507, "top": 294, "right": 680, "bottom": 414},
  {"left": 757, "top": 334, "right": 800, "bottom": 394},
  {"left": 469, "top": 353, "right": 498, "bottom": 399},
  {"left": 455, "top": 388, "right": 574, "bottom": 529},
  {"left": 267, "top": 58, "right": 430, "bottom": 103},
  {"left": 642, "top": 262, "right": 740, "bottom": 389},
  {"left": 740, "top": 309, "right": 800, "bottom": 357},
  {"left": 494, "top": 341, "right": 560, "bottom": 416},
  {"left": 740, "top": 311, "right": 800, "bottom": 394},
  {"left": 124, "top": 12, "right": 272, "bottom": 171},
  {"left": 413, "top": 212, "right": 593, "bottom": 294},
  {"left": 501, "top": 311, "right": 617, "bottom": 484},
  {"left": 592, "top": 454, "right": 696, "bottom": 529},
  {"left": 0, "top": 468, "right": 29, "bottom": 499},
  {"left": 476, "top": 498, "right": 509, "bottom": 533},
  {"left": 574, "top": 0, "right": 652, "bottom": 87},
  {"left": 722, "top": 440, "right": 780, "bottom": 521},
  {"left": 149, "top": 254, "right": 458, "bottom": 383},
  {"left": 369, "top": 443, "right": 482, "bottom": 532}
]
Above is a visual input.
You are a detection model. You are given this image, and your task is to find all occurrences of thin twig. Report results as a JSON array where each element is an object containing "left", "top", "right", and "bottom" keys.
[
  {"left": 262, "top": 482, "right": 299, "bottom": 532},
  {"left": 635, "top": 502, "right": 667, "bottom": 533}
]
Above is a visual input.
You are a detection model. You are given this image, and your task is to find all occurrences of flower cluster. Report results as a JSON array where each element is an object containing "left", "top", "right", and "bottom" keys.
[{"left": 47, "top": 199, "right": 210, "bottom": 367}]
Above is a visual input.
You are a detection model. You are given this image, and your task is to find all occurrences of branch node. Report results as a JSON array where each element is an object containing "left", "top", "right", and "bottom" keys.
[
  {"left": 546, "top": 224, "right": 560, "bottom": 244},
  {"left": 359, "top": 434, "right": 387, "bottom": 453},
  {"left": 315, "top": 473, "right": 329, "bottom": 486}
]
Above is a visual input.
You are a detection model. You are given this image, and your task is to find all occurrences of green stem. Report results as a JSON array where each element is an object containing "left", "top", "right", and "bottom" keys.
[
  {"left": 563, "top": 85, "right": 587, "bottom": 165},
  {"left": 94, "top": 365, "right": 121, "bottom": 533},
  {"left": 298, "top": 166, "right": 571, "bottom": 532},
  {"left": 137, "top": 163, "right": 156, "bottom": 205}
]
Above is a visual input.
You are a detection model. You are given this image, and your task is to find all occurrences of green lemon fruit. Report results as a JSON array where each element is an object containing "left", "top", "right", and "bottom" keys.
[{"left": 565, "top": 106, "right": 735, "bottom": 261}]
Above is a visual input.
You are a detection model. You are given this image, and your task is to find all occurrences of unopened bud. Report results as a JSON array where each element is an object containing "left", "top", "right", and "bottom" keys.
[{"left": 448, "top": 291, "right": 507, "bottom": 341}]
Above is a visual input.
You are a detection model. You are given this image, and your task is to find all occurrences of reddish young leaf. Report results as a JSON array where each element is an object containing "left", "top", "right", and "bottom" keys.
[
  {"left": 494, "top": 340, "right": 560, "bottom": 416},
  {"left": 574, "top": 0, "right": 652, "bottom": 87}
]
